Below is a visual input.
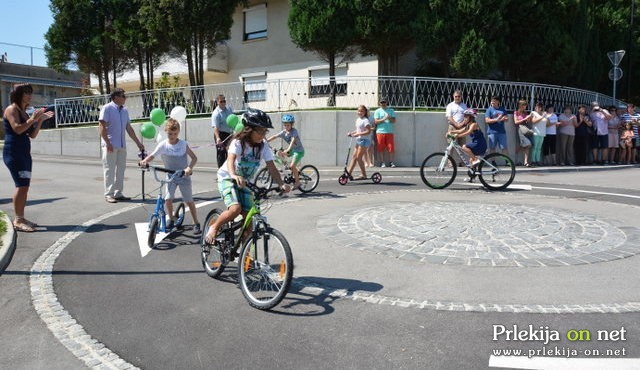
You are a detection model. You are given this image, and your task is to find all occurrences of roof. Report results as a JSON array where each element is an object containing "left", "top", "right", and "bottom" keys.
[{"left": 0, "top": 75, "right": 83, "bottom": 88}]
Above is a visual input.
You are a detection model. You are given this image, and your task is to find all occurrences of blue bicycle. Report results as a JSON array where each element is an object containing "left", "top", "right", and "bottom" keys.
[{"left": 139, "top": 164, "right": 186, "bottom": 249}]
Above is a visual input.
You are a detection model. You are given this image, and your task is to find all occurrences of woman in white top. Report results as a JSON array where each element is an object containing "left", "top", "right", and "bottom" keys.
[
  {"left": 557, "top": 105, "right": 577, "bottom": 166},
  {"left": 530, "top": 102, "right": 548, "bottom": 166}
]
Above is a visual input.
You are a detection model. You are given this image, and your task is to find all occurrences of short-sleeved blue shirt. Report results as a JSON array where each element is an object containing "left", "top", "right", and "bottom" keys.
[
  {"left": 485, "top": 106, "right": 507, "bottom": 134},
  {"left": 99, "top": 101, "right": 130, "bottom": 148}
]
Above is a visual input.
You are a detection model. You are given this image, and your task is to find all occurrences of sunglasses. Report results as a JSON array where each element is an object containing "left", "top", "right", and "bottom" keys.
[{"left": 219, "top": 99, "right": 226, "bottom": 103}]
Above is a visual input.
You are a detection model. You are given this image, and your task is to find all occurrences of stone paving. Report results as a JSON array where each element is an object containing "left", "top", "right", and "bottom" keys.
[{"left": 317, "top": 201, "right": 640, "bottom": 267}]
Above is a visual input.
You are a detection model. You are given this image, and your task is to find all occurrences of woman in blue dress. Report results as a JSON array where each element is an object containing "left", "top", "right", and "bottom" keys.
[{"left": 2, "top": 84, "right": 53, "bottom": 232}]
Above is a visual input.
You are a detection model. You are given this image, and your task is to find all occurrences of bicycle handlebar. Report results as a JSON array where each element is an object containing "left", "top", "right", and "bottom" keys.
[
  {"left": 232, "top": 179, "right": 283, "bottom": 200},
  {"left": 139, "top": 163, "right": 184, "bottom": 183}
]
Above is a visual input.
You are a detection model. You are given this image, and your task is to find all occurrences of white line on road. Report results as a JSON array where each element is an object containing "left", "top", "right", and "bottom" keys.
[
  {"left": 533, "top": 186, "right": 640, "bottom": 199},
  {"left": 489, "top": 355, "right": 640, "bottom": 369}
]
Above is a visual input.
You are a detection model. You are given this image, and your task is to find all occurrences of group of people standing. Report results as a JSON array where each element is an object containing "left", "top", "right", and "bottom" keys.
[{"left": 448, "top": 90, "right": 639, "bottom": 167}]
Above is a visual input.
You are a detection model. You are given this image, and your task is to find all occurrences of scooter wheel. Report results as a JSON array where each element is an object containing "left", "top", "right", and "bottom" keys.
[
  {"left": 338, "top": 174, "right": 349, "bottom": 185},
  {"left": 371, "top": 172, "right": 382, "bottom": 184}
]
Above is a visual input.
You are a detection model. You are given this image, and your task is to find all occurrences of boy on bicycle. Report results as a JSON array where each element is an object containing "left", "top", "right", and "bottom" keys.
[
  {"left": 139, "top": 118, "right": 201, "bottom": 234},
  {"left": 266, "top": 114, "right": 304, "bottom": 189},
  {"left": 204, "top": 108, "right": 291, "bottom": 244}
]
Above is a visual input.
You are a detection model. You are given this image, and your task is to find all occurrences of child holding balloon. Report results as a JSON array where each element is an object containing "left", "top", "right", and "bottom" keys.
[{"left": 139, "top": 118, "right": 201, "bottom": 234}]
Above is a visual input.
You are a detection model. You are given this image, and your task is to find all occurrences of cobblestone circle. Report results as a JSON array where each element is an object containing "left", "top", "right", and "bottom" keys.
[{"left": 317, "top": 201, "right": 640, "bottom": 267}]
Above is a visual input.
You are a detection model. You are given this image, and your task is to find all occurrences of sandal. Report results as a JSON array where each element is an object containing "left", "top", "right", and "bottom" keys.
[
  {"left": 23, "top": 219, "right": 38, "bottom": 228},
  {"left": 13, "top": 221, "right": 35, "bottom": 232}
]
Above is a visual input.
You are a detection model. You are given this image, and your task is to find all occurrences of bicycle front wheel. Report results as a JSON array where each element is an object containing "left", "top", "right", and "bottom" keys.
[
  {"left": 420, "top": 153, "right": 457, "bottom": 189},
  {"left": 174, "top": 203, "right": 185, "bottom": 228},
  {"left": 147, "top": 215, "right": 159, "bottom": 249},
  {"left": 254, "top": 167, "right": 273, "bottom": 189},
  {"left": 238, "top": 227, "right": 293, "bottom": 310},
  {"left": 200, "top": 209, "right": 227, "bottom": 278},
  {"left": 478, "top": 153, "right": 516, "bottom": 191},
  {"left": 298, "top": 165, "right": 319, "bottom": 193}
]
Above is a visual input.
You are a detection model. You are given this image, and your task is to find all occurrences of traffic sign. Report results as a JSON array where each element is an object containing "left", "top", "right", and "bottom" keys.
[
  {"left": 609, "top": 67, "right": 623, "bottom": 81},
  {"left": 607, "top": 50, "right": 626, "bottom": 66}
]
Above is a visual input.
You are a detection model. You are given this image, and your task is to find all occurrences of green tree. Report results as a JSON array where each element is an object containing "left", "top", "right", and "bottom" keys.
[
  {"left": 354, "top": 0, "right": 420, "bottom": 75},
  {"left": 289, "top": 0, "right": 358, "bottom": 106}
]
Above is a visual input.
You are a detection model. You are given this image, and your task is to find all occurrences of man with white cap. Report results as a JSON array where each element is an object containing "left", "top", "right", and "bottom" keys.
[{"left": 589, "top": 101, "right": 611, "bottom": 165}]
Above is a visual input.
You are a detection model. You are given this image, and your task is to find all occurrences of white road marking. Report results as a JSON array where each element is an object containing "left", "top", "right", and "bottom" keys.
[
  {"left": 533, "top": 186, "right": 640, "bottom": 199},
  {"left": 136, "top": 199, "right": 219, "bottom": 257},
  {"left": 489, "top": 355, "right": 640, "bottom": 369}
]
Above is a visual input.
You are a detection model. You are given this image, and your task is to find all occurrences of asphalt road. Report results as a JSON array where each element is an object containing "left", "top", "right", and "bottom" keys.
[{"left": 1, "top": 156, "right": 640, "bottom": 369}]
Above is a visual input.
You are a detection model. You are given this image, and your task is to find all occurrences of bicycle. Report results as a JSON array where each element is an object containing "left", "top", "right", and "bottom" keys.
[
  {"left": 254, "top": 148, "right": 319, "bottom": 193},
  {"left": 200, "top": 180, "right": 293, "bottom": 310},
  {"left": 139, "top": 164, "right": 186, "bottom": 248},
  {"left": 420, "top": 134, "right": 516, "bottom": 190}
]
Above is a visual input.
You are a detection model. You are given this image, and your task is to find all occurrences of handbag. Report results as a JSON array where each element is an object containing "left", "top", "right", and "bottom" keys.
[{"left": 518, "top": 124, "right": 534, "bottom": 137}]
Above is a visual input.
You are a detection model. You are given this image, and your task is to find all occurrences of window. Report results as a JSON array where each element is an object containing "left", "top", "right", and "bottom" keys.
[
  {"left": 244, "top": 4, "right": 267, "bottom": 41},
  {"left": 309, "top": 67, "right": 348, "bottom": 97},
  {"left": 243, "top": 74, "right": 267, "bottom": 102}
]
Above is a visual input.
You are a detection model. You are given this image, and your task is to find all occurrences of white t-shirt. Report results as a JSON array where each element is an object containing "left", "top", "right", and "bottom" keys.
[
  {"left": 546, "top": 113, "right": 558, "bottom": 135},
  {"left": 150, "top": 139, "right": 189, "bottom": 171},
  {"left": 217, "top": 138, "right": 274, "bottom": 181},
  {"left": 356, "top": 117, "right": 371, "bottom": 137},
  {"left": 531, "top": 111, "right": 547, "bottom": 136},
  {"left": 445, "top": 101, "right": 468, "bottom": 126}
]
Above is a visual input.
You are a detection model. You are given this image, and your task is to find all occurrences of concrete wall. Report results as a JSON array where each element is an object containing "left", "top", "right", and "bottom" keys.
[{"left": 32, "top": 111, "right": 521, "bottom": 166}]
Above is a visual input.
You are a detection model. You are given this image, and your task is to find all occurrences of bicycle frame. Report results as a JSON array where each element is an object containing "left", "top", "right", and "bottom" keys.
[
  {"left": 440, "top": 138, "right": 500, "bottom": 176},
  {"left": 147, "top": 167, "right": 185, "bottom": 233}
]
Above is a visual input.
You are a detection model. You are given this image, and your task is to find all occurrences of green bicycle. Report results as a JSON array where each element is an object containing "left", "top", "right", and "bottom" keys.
[{"left": 200, "top": 180, "right": 293, "bottom": 310}]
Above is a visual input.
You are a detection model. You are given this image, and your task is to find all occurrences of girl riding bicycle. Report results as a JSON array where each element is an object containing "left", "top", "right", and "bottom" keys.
[
  {"left": 204, "top": 108, "right": 291, "bottom": 244},
  {"left": 266, "top": 114, "right": 304, "bottom": 189},
  {"left": 449, "top": 108, "right": 487, "bottom": 166}
]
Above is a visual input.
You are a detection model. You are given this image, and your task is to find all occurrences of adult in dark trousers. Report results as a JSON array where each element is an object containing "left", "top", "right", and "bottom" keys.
[
  {"left": 211, "top": 94, "right": 234, "bottom": 168},
  {"left": 2, "top": 84, "right": 53, "bottom": 232},
  {"left": 98, "top": 88, "right": 145, "bottom": 203},
  {"left": 573, "top": 104, "right": 593, "bottom": 166}
]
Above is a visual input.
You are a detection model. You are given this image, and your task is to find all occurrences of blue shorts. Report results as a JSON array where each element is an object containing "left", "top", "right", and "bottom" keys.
[
  {"left": 3, "top": 150, "right": 32, "bottom": 187},
  {"left": 218, "top": 179, "right": 253, "bottom": 211},
  {"left": 356, "top": 137, "right": 371, "bottom": 147},
  {"left": 592, "top": 134, "right": 608, "bottom": 149},
  {"left": 487, "top": 132, "right": 507, "bottom": 150}
]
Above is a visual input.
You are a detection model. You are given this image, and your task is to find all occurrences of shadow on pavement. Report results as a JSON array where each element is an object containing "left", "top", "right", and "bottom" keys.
[{"left": 26, "top": 197, "right": 66, "bottom": 206}]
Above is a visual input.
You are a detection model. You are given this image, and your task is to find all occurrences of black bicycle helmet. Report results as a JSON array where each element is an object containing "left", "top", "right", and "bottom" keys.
[{"left": 242, "top": 108, "right": 273, "bottom": 128}]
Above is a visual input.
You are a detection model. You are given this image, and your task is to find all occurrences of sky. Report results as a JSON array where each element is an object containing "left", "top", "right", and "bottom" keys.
[{"left": 1, "top": 0, "right": 54, "bottom": 66}]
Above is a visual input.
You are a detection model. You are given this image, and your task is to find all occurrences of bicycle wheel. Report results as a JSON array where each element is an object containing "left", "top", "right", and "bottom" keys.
[
  {"left": 238, "top": 227, "right": 293, "bottom": 310},
  {"left": 420, "top": 153, "right": 457, "bottom": 189},
  {"left": 200, "top": 209, "right": 227, "bottom": 278},
  {"left": 298, "top": 165, "right": 319, "bottom": 193},
  {"left": 254, "top": 167, "right": 273, "bottom": 189},
  {"left": 147, "top": 215, "right": 159, "bottom": 249},
  {"left": 173, "top": 203, "right": 185, "bottom": 228},
  {"left": 478, "top": 153, "right": 516, "bottom": 191}
]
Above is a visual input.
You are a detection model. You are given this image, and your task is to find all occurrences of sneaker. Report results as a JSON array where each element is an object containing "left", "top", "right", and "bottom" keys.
[
  {"left": 105, "top": 196, "right": 117, "bottom": 203},
  {"left": 381, "top": 163, "right": 387, "bottom": 168},
  {"left": 193, "top": 224, "right": 202, "bottom": 235},
  {"left": 114, "top": 195, "right": 131, "bottom": 201},
  {"left": 390, "top": 162, "right": 396, "bottom": 168}
]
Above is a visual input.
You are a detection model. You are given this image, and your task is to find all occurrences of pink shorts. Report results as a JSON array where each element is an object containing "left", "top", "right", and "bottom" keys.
[{"left": 376, "top": 133, "right": 395, "bottom": 153}]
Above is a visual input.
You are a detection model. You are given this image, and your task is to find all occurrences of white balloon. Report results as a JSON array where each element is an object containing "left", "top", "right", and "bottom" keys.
[{"left": 170, "top": 105, "right": 187, "bottom": 122}]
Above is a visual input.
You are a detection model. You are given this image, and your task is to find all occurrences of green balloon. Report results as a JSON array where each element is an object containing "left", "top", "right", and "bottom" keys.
[
  {"left": 226, "top": 114, "right": 239, "bottom": 129},
  {"left": 234, "top": 122, "right": 244, "bottom": 133},
  {"left": 141, "top": 122, "right": 157, "bottom": 139},
  {"left": 150, "top": 108, "right": 165, "bottom": 126}
]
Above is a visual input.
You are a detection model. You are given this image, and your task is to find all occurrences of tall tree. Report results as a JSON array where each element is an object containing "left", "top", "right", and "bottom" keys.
[
  {"left": 354, "top": 0, "right": 420, "bottom": 76},
  {"left": 289, "top": 0, "right": 358, "bottom": 106}
]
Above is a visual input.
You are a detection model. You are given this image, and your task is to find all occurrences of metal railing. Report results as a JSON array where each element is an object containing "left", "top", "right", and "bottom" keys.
[{"left": 53, "top": 76, "right": 625, "bottom": 127}]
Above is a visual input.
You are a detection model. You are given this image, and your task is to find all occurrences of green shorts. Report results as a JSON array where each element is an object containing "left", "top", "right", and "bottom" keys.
[
  {"left": 288, "top": 150, "right": 305, "bottom": 165},
  {"left": 218, "top": 179, "right": 254, "bottom": 211}
]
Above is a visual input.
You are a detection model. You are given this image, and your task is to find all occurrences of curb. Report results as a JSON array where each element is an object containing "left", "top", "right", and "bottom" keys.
[{"left": 0, "top": 212, "right": 17, "bottom": 274}]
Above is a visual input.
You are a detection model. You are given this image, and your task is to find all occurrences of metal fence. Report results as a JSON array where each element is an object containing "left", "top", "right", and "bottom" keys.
[{"left": 53, "top": 76, "right": 625, "bottom": 127}]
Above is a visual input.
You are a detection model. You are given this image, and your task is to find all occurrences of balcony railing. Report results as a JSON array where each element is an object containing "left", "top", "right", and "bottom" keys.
[{"left": 53, "top": 76, "right": 625, "bottom": 127}]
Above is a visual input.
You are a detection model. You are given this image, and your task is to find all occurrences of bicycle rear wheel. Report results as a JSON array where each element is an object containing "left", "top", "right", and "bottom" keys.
[
  {"left": 173, "top": 203, "right": 185, "bottom": 228},
  {"left": 298, "top": 165, "right": 319, "bottom": 193},
  {"left": 254, "top": 167, "right": 273, "bottom": 189},
  {"left": 238, "top": 227, "right": 293, "bottom": 310},
  {"left": 420, "top": 153, "right": 457, "bottom": 189},
  {"left": 478, "top": 153, "right": 516, "bottom": 190},
  {"left": 200, "top": 209, "right": 228, "bottom": 278},
  {"left": 147, "top": 215, "right": 159, "bottom": 249}
]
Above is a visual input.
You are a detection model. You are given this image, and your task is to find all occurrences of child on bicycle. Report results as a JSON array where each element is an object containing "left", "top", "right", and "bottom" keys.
[
  {"left": 266, "top": 114, "right": 304, "bottom": 189},
  {"left": 450, "top": 108, "right": 487, "bottom": 167},
  {"left": 139, "top": 118, "right": 201, "bottom": 233},
  {"left": 204, "top": 108, "right": 291, "bottom": 245}
]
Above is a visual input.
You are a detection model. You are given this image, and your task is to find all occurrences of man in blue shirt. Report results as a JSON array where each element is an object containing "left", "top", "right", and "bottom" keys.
[
  {"left": 484, "top": 96, "right": 509, "bottom": 154},
  {"left": 98, "top": 88, "right": 145, "bottom": 203}
]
